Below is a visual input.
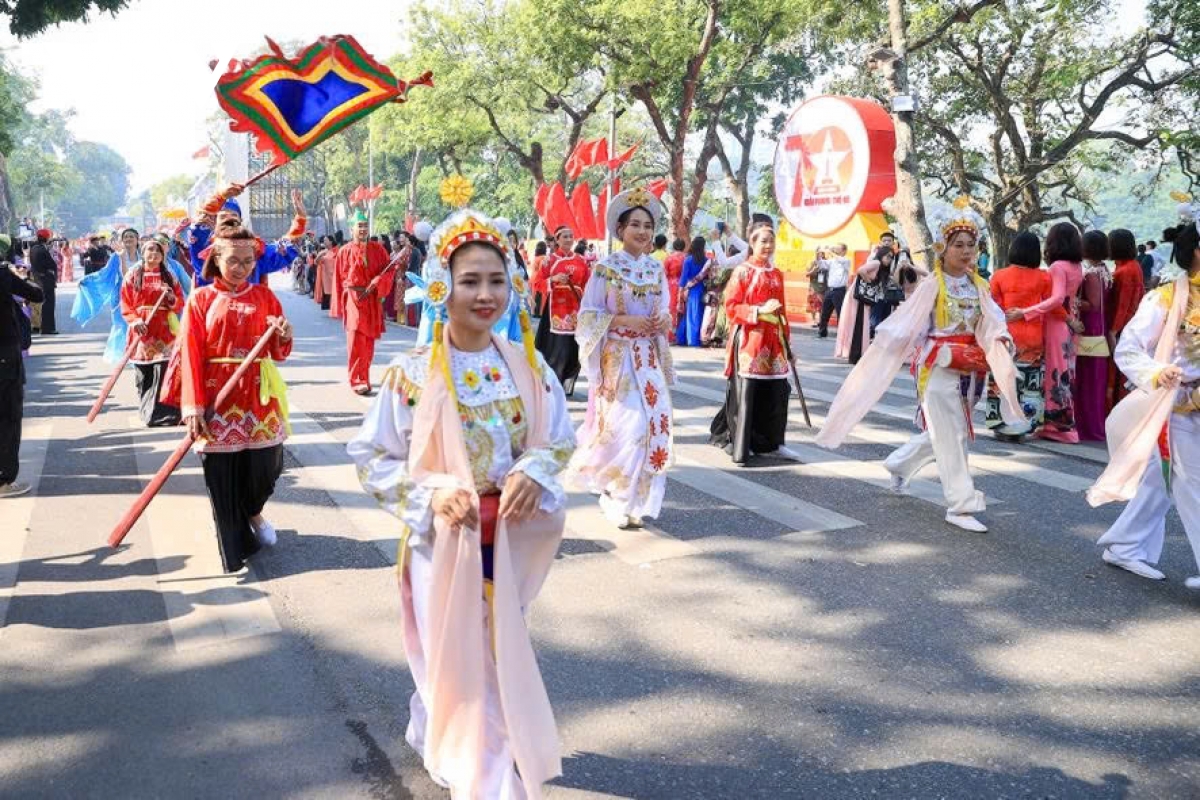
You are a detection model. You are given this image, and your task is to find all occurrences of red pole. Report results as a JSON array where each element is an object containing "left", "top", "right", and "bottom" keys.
[
  {"left": 87, "top": 288, "right": 172, "bottom": 424},
  {"left": 107, "top": 320, "right": 284, "bottom": 548}
]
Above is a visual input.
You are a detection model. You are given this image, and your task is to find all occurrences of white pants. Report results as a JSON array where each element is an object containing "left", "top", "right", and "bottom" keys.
[
  {"left": 886, "top": 366, "right": 985, "bottom": 515},
  {"left": 1097, "top": 413, "right": 1200, "bottom": 573},
  {"left": 405, "top": 540, "right": 527, "bottom": 800}
]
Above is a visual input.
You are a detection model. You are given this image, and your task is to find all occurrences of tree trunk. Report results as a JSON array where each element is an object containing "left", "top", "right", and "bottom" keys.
[
  {"left": 0, "top": 153, "right": 16, "bottom": 234},
  {"left": 877, "top": 0, "right": 935, "bottom": 269},
  {"left": 407, "top": 147, "right": 423, "bottom": 227}
]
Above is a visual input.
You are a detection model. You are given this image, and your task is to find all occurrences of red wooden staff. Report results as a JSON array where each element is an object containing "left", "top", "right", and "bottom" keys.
[
  {"left": 87, "top": 288, "right": 173, "bottom": 424},
  {"left": 107, "top": 320, "right": 285, "bottom": 548}
]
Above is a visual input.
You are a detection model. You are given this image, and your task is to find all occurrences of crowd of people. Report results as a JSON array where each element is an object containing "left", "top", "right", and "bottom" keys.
[{"left": 2, "top": 177, "right": 1198, "bottom": 799}]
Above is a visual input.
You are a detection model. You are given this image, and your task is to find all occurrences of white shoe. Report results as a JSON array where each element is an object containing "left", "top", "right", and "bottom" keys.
[
  {"left": 1184, "top": 577, "right": 1200, "bottom": 591},
  {"left": 250, "top": 518, "right": 277, "bottom": 547},
  {"left": 0, "top": 481, "right": 31, "bottom": 498},
  {"left": 945, "top": 513, "right": 987, "bottom": 533},
  {"left": 889, "top": 472, "right": 909, "bottom": 494},
  {"left": 1101, "top": 548, "right": 1165, "bottom": 581},
  {"left": 772, "top": 444, "right": 804, "bottom": 462}
]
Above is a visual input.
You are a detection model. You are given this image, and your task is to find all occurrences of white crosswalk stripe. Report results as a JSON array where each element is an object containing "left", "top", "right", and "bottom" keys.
[{"left": 0, "top": 421, "right": 53, "bottom": 635}]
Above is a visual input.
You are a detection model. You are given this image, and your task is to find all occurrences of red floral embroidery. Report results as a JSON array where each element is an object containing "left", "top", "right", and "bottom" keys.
[
  {"left": 634, "top": 346, "right": 644, "bottom": 370},
  {"left": 648, "top": 418, "right": 657, "bottom": 437},
  {"left": 659, "top": 413, "right": 671, "bottom": 436},
  {"left": 647, "top": 344, "right": 658, "bottom": 369},
  {"left": 648, "top": 446, "right": 669, "bottom": 472},
  {"left": 643, "top": 381, "right": 659, "bottom": 408}
]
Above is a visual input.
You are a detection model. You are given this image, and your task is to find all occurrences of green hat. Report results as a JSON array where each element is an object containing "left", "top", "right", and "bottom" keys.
[{"left": 349, "top": 209, "right": 369, "bottom": 225}]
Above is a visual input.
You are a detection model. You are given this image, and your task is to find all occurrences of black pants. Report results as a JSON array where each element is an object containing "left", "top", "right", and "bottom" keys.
[
  {"left": 0, "top": 360, "right": 22, "bottom": 484},
  {"left": 36, "top": 275, "right": 56, "bottom": 334},
  {"left": 200, "top": 445, "right": 284, "bottom": 573},
  {"left": 849, "top": 302, "right": 870, "bottom": 364},
  {"left": 133, "top": 361, "right": 181, "bottom": 427},
  {"left": 711, "top": 375, "right": 790, "bottom": 464},
  {"left": 534, "top": 312, "right": 580, "bottom": 395},
  {"left": 818, "top": 287, "right": 845, "bottom": 336}
]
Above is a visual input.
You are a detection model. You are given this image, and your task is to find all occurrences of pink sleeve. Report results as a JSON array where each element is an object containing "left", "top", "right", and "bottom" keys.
[{"left": 1023, "top": 263, "right": 1067, "bottom": 321}]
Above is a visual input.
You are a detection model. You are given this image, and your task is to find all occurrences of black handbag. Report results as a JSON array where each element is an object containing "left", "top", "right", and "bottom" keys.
[
  {"left": 883, "top": 283, "right": 906, "bottom": 305},
  {"left": 853, "top": 275, "right": 883, "bottom": 306}
]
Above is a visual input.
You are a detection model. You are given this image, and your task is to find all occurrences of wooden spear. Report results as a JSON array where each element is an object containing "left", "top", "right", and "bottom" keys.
[
  {"left": 87, "top": 288, "right": 173, "bottom": 424},
  {"left": 107, "top": 319, "right": 285, "bottom": 548}
]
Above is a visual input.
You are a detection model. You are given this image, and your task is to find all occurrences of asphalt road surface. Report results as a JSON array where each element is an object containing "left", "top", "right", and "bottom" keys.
[{"left": 2, "top": 273, "right": 1197, "bottom": 799}]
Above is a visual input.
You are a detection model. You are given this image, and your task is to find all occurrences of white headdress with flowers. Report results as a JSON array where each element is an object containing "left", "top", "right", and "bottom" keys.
[
  {"left": 1160, "top": 191, "right": 1200, "bottom": 284},
  {"left": 403, "top": 209, "right": 537, "bottom": 400}
]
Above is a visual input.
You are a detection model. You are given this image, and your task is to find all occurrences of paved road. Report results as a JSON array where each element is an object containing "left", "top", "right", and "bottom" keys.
[{"left": 2, "top": 274, "right": 1197, "bottom": 799}]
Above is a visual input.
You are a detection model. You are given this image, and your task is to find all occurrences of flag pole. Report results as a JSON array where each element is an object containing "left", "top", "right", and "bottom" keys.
[{"left": 87, "top": 288, "right": 173, "bottom": 424}]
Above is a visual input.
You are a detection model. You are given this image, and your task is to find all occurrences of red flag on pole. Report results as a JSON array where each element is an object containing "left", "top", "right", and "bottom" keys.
[
  {"left": 646, "top": 178, "right": 668, "bottom": 198},
  {"left": 605, "top": 144, "right": 639, "bottom": 172},
  {"left": 534, "top": 183, "right": 550, "bottom": 222},
  {"left": 191, "top": 145, "right": 211, "bottom": 159},
  {"left": 570, "top": 182, "right": 597, "bottom": 240},
  {"left": 565, "top": 138, "right": 609, "bottom": 179},
  {"left": 543, "top": 182, "right": 576, "bottom": 234}
]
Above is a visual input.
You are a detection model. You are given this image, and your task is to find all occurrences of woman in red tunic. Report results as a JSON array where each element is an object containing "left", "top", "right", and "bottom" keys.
[
  {"left": 709, "top": 218, "right": 797, "bottom": 464},
  {"left": 532, "top": 225, "right": 590, "bottom": 395},
  {"left": 662, "top": 237, "right": 686, "bottom": 343},
  {"left": 178, "top": 225, "right": 294, "bottom": 573},
  {"left": 119, "top": 238, "right": 185, "bottom": 426},
  {"left": 1105, "top": 228, "right": 1145, "bottom": 406}
]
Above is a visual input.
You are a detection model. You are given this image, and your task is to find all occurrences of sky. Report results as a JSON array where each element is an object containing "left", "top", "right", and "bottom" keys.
[
  {"left": 1, "top": 0, "right": 411, "bottom": 193},
  {"left": 1, "top": 0, "right": 1149, "bottom": 198}
]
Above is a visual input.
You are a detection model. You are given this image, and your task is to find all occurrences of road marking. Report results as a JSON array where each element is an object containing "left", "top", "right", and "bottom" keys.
[
  {"left": 0, "top": 421, "right": 53, "bottom": 634},
  {"left": 285, "top": 402, "right": 403, "bottom": 565},
  {"left": 563, "top": 493, "right": 700, "bottom": 565},
  {"left": 126, "top": 422, "right": 282, "bottom": 652}
]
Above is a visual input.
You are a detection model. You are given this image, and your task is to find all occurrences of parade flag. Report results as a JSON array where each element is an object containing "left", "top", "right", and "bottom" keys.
[
  {"left": 605, "top": 144, "right": 639, "bottom": 172},
  {"left": 570, "top": 182, "right": 598, "bottom": 240},
  {"left": 565, "top": 138, "right": 609, "bottom": 179},
  {"left": 645, "top": 178, "right": 668, "bottom": 199},
  {"left": 215, "top": 35, "right": 432, "bottom": 168},
  {"left": 191, "top": 145, "right": 211, "bottom": 159}
]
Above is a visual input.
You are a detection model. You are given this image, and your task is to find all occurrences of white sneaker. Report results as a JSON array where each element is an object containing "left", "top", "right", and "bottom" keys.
[
  {"left": 772, "top": 444, "right": 804, "bottom": 462},
  {"left": 1184, "top": 576, "right": 1200, "bottom": 591},
  {"left": 250, "top": 518, "right": 277, "bottom": 547},
  {"left": 945, "top": 513, "right": 988, "bottom": 533},
  {"left": 0, "top": 481, "right": 31, "bottom": 498},
  {"left": 1101, "top": 548, "right": 1166, "bottom": 581}
]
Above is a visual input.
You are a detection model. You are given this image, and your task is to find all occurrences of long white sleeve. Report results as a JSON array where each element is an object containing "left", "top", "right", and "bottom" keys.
[
  {"left": 347, "top": 358, "right": 458, "bottom": 535},
  {"left": 714, "top": 234, "right": 748, "bottom": 268},
  {"left": 1114, "top": 291, "right": 1172, "bottom": 392}
]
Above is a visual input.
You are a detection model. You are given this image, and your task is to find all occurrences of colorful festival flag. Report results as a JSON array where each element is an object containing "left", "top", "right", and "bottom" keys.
[{"left": 216, "top": 35, "right": 432, "bottom": 167}]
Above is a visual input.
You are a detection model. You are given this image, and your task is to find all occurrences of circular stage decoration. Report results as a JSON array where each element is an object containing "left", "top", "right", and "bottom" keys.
[{"left": 772, "top": 95, "right": 897, "bottom": 238}]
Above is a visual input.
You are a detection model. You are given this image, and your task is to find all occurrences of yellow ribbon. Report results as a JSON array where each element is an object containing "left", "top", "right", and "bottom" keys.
[
  {"left": 207, "top": 356, "right": 291, "bottom": 435},
  {"left": 167, "top": 312, "right": 179, "bottom": 336}
]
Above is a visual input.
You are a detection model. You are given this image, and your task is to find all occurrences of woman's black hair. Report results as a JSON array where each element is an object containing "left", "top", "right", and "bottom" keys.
[
  {"left": 381, "top": 233, "right": 392, "bottom": 253},
  {"left": 121, "top": 228, "right": 139, "bottom": 241},
  {"left": 672, "top": 237, "right": 686, "bottom": 252},
  {"left": 1108, "top": 229, "right": 1137, "bottom": 262},
  {"left": 573, "top": 240, "right": 587, "bottom": 255},
  {"left": 687, "top": 236, "right": 706, "bottom": 264},
  {"left": 1082, "top": 229, "right": 1108, "bottom": 261},
  {"left": 1007, "top": 231, "right": 1042, "bottom": 268},
  {"left": 132, "top": 239, "right": 177, "bottom": 293},
  {"left": 1171, "top": 223, "right": 1198, "bottom": 272},
  {"left": 534, "top": 241, "right": 547, "bottom": 257},
  {"left": 899, "top": 265, "right": 918, "bottom": 285},
  {"left": 1044, "top": 222, "right": 1083, "bottom": 263},
  {"left": 653, "top": 233, "right": 668, "bottom": 250}
]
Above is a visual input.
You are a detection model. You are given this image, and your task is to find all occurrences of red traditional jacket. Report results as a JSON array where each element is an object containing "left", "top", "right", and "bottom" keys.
[
  {"left": 535, "top": 249, "right": 589, "bottom": 334},
  {"left": 176, "top": 280, "right": 292, "bottom": 453},
  {"left": 119, "top": 266, "right": 185, "bottom": 363},
  {"left": 723, "top": 257, "right": 790, "bottom": 378},
  {"left": 1108, "top": 258, "right": 1145, "bottom": 336},
  {"left": 333, "top": 241, "right": 394, "bottom": 339}
]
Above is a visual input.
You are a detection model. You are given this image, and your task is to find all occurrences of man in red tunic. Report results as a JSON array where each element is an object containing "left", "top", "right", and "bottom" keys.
[{"left": 335, "top": 210, "right": 396, "bottom": 395}]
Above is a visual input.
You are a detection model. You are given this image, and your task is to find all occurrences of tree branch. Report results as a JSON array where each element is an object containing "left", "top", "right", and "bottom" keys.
[{"left": 909, "top": 0, "right": 1003, "bottom": 53}]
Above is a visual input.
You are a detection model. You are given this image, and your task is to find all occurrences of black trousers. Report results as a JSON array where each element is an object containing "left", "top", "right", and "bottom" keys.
[
  {"left": 818, "top": 286, "right": 845, "bottom": 336},
  {"left": 200, "top": 445, "right": 284, "bottom": 573},
  {"left": 849, "top": 302, "right": 870, "bottom": 364},
  {"left": 36, "top": 275, "right": 56, "bottom": 334},
  {"left": 534, "top": 312, "right": 580, "bottom": 395},
  {"left": 133, "top": 361, "right": 180, "bottom": 427},
  {"left": 0, "top": 370, "right": 22, "bottom": 485}
]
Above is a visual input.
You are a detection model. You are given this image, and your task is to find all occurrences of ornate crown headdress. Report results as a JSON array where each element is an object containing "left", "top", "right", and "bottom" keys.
[
  {"left": 929, "top": 196, "right": 987, "bottom": 254},
  {"left": 605, "top": 186, "right": 664, "bottom": 239},
  {"left": 404, "top": 209, "right": 536, "bottom": 400}
]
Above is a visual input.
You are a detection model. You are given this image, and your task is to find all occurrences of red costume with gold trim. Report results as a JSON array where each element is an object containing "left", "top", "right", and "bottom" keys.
[
  {"left": 723, "top": 257, "right": 790, "bottom": 378},
  {"left": 334, "top": 240, "right": 395, "bottom": 391},
  {"left": 177, "top": 280, "right": 293, "bottom": 453},
  {"left": 119, "top": 267, "right": 185, "bottom": 363},
  {"left": 539, "top": 249, "right": 589, "bottom": 334}
]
